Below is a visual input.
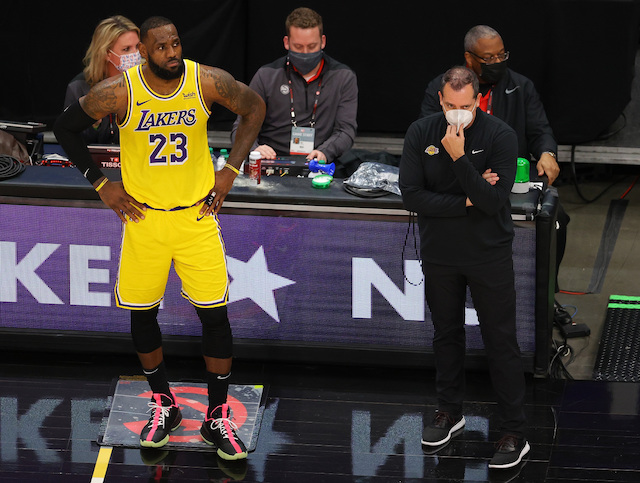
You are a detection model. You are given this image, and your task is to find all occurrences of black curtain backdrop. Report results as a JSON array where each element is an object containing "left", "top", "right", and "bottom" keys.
[
  {"left": 1, "top": 0, "right": 638, "bottom": 144},
  {"left": 0, "top": 1, "right": 247, "bottom": 128}
]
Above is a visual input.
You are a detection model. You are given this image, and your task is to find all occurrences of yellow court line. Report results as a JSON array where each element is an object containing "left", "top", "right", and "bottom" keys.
[{"left": 90, "top": 446, "right": 113, "bottom": 483}]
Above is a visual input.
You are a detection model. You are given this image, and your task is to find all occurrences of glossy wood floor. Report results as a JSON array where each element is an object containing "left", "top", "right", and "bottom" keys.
[{"left": 0, "top": 350, "right": 638, "bottom": 482}]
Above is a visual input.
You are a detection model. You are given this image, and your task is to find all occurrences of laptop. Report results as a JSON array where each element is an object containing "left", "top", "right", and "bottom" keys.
[{"left": 0, "top": 120, "right": 47, "bottom": 134}]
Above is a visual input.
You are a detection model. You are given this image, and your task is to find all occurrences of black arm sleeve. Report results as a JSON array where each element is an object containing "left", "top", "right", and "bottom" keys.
[{"left": 53, "top": 100, "right": 105, "bottom": 185}]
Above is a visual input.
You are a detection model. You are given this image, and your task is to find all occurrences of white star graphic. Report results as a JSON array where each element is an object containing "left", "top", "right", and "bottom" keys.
[{"left": 226, "top": 246, "right": 295, "bottom": 322}]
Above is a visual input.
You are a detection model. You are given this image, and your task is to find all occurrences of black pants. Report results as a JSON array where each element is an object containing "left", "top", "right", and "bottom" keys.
[{"left": 423, "top": 254, "right": 526, "bottom": 437}]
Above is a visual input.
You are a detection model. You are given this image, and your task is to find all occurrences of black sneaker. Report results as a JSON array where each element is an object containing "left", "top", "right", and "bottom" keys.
[
  {"left": 139, "top": 393, "right": 183, "bottom": 448},
  {"left": 554, "top": 300, "right": 572, "bottom": 326},
  {"left": 200, "top": 403, "right": 248, "bottom": 460},
  {"left": 488, "top": 434, "right": 530, "bottom": 469},
  {"left": 421, "top": 411, "right": 465, "bottom": 446}
]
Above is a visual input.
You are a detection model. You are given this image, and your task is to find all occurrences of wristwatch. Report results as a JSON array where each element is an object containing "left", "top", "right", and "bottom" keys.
[{"left": 543, "top": 151, "right": 557, "bottom": 159}]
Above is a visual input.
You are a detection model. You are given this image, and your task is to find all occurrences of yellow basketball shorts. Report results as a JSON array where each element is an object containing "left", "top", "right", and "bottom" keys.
[{"left": 114, "top": 205, "right": 228, "bottom": 310}]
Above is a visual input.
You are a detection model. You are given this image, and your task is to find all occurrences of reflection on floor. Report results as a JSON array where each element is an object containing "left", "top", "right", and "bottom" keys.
[{"left": 0, "top": 352, "right": 638, "bottom": 482}]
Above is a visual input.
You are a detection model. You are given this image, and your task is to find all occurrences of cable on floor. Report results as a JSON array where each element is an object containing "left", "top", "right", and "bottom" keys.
[
  {"left": 619, "top": 174, "right": 639, "bottom": 199},
  {"left": 0, "top": 155, "right": 25, "bottom": 180}
]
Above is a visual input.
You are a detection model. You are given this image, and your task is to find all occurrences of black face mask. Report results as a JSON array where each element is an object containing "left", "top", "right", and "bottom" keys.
[
  {"left": 480, "top": 61, "right": 507, "bottom": 85},
  {"left": 288, "top": 50, "right": 323, "bottom": 75}
]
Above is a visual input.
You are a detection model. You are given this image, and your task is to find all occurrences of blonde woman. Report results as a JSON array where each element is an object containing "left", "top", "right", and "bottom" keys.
[{"left": 63, "top": 15, "right": 141, "bottom": 144}]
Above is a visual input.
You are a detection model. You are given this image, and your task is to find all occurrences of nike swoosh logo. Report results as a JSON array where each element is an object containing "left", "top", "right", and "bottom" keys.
[
  {"left": 136, "top": 99, "right": 151, "bottom": 106},
  {"left": 505, "top": 86, "right": 520, "bottom": 94},
  {"left": 472, "top": 149, "right": 484, "bottom": 155}
]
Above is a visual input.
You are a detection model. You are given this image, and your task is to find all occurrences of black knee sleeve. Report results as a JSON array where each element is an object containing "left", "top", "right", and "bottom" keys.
[
  {"left": 130, "top": 307, "right": 162, "bottom": 354},
  {"left": 196, "top": 306, "right": 233, "bottom": 358}
]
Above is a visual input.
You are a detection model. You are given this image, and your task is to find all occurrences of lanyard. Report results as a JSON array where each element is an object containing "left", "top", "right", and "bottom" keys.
[
  {"left": 480, "top": 88, "right": 493, "bottom": 115},
  {"left": 286, "top": 58, "right": 324, "bottom": 128}
]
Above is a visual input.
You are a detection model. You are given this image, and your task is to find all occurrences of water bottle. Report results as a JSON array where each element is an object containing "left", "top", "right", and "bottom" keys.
[
  {"left": 248, "top": 151, "right": 261, "bottom": 184},
  {"left": 511, "top": 157, "right": 530, "bottom": 193},
  {"left": 214, "top": 150, "right": 227, "bottom": 172}
]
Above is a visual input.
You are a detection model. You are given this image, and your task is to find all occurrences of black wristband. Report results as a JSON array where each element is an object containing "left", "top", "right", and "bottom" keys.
[{"left": 53, "top": 100, "right": 105, "bottom": 185}]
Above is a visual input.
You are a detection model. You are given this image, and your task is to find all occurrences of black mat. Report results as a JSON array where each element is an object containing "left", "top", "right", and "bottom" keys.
[
  {"left": 98, "top": 378, "right": 266, "bottom": 451},
  {"left": 587, "top": 199, "right": 628, "bottom": 294},
  {"left": 593, "top": 295, "right": 640, "bottom": 381}
]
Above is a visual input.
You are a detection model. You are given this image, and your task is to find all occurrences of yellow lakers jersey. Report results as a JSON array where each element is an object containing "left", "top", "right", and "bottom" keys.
[{"left": 118, "top": 59, "right": 212, "bottom": 210}]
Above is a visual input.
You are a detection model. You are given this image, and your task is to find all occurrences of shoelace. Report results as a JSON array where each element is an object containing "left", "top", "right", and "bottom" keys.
[
  {"left": 146, "top": 401, "right": 172, "bottom": 428},
  {"left": 209, "top": 415, "right": 239, "bottom": 440},
  {"left": 495, "top": 434, "right": 518, "bottom": 450},
  {"left": 433, "top": 411, "right": 453, "bottom": 426}
]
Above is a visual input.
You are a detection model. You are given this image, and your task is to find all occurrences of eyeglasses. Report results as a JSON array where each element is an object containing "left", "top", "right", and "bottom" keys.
[{"left": 467, "top": 51, "right": 510, "bottom": 64}]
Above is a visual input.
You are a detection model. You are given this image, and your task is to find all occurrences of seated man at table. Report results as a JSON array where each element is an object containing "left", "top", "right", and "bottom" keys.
[{"left": 231, "top": 7, "right": 358, "bottom": 164}]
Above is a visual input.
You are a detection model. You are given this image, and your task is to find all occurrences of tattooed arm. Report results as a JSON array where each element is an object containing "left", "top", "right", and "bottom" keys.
[
  {"left": 80, "top": 75, "right": 129, "bottom": 124},
  {"left": 199, "top": 65, "right": 265, "bottom": 214},
  {"left": 54, "top": 75, "right": 146, "bottom": 223}
]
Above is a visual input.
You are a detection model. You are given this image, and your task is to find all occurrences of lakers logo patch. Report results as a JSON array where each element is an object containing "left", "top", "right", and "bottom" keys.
[{"left": 425, "top": 145, "right": 439, "bottom": 156}]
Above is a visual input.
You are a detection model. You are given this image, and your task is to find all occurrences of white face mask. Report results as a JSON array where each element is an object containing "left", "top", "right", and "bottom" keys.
[
  {"left": 443, "top": 102, "right": 476, "bottom": 130},
  {"left": 109, "top": 50, "right": 142, "bottom": 72}
]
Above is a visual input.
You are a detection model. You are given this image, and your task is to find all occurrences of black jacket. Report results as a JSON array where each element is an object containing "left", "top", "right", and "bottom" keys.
[
  {"left": 399, "top": 110, "right": 517, "bottom": 266},
  {"left": 64, "top": 73, "right": 120, "bottom": 145}
]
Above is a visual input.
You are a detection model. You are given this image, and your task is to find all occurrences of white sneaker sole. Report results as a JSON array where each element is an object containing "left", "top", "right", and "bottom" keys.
[
  {"left": 488, "top": 440, "right": 531, "bottom": 469},
  {"left": 421, "top": 415, "right": 466, "bottom": 446}
]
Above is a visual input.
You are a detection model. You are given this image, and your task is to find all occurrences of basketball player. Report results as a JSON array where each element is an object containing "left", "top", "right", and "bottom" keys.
[{"left": 54, "top": 16, "right": 265, "bottom": 460}]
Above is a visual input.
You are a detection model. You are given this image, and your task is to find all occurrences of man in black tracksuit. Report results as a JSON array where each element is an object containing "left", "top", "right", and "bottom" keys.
[
  {"left": 400, "top": 66, "right": 530, "bottom": 470},
  {"left": 420, "top": 25, "right": 572, "bottom": 325},
  {"left": 421, "top": 69, "right": 556, "bottom": 164}
]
